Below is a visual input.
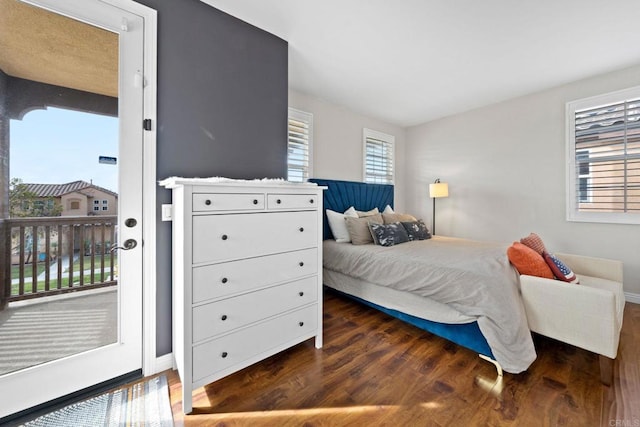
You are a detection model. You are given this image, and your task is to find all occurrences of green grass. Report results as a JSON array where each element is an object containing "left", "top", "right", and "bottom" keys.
[
  {"left": 11, "top": 264, "right": 46, "bottom": 280},
  {"left": 9, "top": 253, "right": 118, "bottom": 297},
  {"left": 10, "top": 254, "right": 117, "bottom": 280},
  {"left": 68, "top": 253, "right": 116, "bottom": 272},
  {"left": 10, "top": 274, "right": 115, "bottom": 296}
]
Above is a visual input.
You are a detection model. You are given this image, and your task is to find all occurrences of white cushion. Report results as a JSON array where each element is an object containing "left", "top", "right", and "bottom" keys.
[
  {"left": 520, "top": 254, "right": 625, "bottom": 360},
  {"left": 383, "top": 205, "right": 394, "bottom": 214},
  {"left": 326, "top": 207, "right": 358, "bottom": 243}
]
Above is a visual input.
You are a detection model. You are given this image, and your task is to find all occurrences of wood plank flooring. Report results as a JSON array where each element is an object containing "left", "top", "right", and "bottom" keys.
[{"left": 163, "top": 289, "right": 639, "bottom": 426}]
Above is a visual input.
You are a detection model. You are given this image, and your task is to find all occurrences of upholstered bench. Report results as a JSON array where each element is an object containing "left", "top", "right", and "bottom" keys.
[{"left": 519, "top": 253, "right": 625, "bottom": 385}]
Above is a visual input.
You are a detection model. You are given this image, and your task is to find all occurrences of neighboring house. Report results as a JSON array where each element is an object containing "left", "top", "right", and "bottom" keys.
[
  {"left": 22, "top": 180, "right": 118, "bottom": 217},
  {"left": 9, "top": 181, "right": 118, "bottom": 264}
]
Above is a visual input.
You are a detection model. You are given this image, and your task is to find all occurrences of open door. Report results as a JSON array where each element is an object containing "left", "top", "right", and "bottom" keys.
[{"left": 0, "top": 0, "right": 151, "bottom": 418}]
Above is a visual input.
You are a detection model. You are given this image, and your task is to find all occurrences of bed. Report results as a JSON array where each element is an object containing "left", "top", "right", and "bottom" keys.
[{"left": 309, "top": 178, "right": 536, "bottom": 375}]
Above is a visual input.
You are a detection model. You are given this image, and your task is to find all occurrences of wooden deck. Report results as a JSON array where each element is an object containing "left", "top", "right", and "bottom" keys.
[
  {"left": 0, "top": 287, "right": 117, "bottom": 376},
  {"left": 161, "top": 289, "right": 639, "bottom": 426}
]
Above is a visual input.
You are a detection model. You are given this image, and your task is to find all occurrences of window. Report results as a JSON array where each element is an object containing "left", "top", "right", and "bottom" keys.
[
  {"left": 567, "top": 86, "right": 640, "bottom": 224},
  {"left": 576, "top": 150, "right": 591, "bottom": 203},
  {"left": 363, "top": 128, "right": 395, "bottom": 184},
  {"left": 287, "top": 108, "right": 313, "bottom": 182},
  {"left": 69, "top": 200, "right": 80, "bottom": 210},
  {"left": 94, "top": 200, "right": 100, "bottom": 205},
  {"left": 93, "top": 206, "right": 100, "bottom": 211}
]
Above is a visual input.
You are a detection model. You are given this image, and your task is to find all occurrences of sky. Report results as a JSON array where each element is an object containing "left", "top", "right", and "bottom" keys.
[{"left": 10, "top": 107, "right": 119, "bottom": 192}]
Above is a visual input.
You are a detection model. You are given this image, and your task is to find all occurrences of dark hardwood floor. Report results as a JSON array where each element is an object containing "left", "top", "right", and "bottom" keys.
[{"left": 162, "top": 289, "right": 639, "bottom": 426}]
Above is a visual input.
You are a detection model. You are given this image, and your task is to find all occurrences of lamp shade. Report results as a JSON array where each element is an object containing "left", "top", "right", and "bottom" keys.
[{"left": 429, "top": 182, "right": 449, "bottom": 198}]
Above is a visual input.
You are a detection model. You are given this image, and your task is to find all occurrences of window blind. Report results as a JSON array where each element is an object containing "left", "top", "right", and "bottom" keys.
[
  {"left": 574, "top": 98, "right": 640, "bottom": 213},
  {"left": 364, "top": 130, "right": 394, "bottom": 184},
  {"left": 287, "top": 109, "right": 313, "bottom": 182}
]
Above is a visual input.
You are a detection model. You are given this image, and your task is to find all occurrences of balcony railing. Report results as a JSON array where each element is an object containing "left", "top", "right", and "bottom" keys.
[{"left": 0, "top": 216, "right": 118, "bottom": 308}]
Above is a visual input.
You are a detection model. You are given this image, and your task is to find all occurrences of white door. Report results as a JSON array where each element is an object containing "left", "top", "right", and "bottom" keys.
[{"left": 0, "top": 0, "right": 145, "bottom": 417}]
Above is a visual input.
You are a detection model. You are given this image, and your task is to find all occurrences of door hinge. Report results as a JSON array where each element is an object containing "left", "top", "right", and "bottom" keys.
[{"left": 143, "top": 119, "right": 152, "bottom": 131}]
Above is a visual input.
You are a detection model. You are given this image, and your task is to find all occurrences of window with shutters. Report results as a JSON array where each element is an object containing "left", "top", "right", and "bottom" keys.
[
  {"left": 363, "top": 128, "right": 395, "bottom": 184},
  {"left": 287, "top": 108, "right": 313, "bottom": 182},
  {"left": 567, "top": 86, "right": 640, "bottom": 224}
]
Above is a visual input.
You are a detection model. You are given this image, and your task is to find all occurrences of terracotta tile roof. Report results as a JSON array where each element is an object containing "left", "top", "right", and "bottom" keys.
[{"left": 23, "top": 180, "right": 118, "bottom": 198}]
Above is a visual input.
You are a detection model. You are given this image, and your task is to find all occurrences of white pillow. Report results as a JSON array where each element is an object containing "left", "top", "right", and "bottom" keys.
[
  {"left": 382, "top": 205, "right": 394, "bottom": 214},
  {"left": 326, "top": 207, "right": 358, "bottom": 242}
]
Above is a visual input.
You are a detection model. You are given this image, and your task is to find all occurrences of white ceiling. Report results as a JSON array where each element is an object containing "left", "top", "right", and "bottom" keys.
[{"left": 201, "top": 0, "right": 640, "bottom": 127}]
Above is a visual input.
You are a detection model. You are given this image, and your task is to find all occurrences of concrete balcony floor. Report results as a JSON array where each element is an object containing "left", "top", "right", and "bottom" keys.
[{"left": 0, "top": 287, "right": 117, "bottom": 376}]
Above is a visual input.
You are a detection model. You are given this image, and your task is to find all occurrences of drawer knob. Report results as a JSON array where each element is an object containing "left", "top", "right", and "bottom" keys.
[
  {"left": 221, "top": 315, "right": 227, "bottom": 321},
  {"left": 309, "top": 199, "right": 314, "bottom": 204},
  {"left": 299, "top": 261, "right": 304, "bottom": 267},
  {"left": 205, "top": 199, "right": 212, "bottom": 206},
  {"left": 298, "top": 322, "right": 304, "bottom": 327},
  {"left": 221, "top": 352, "right": 228, "bottom": 358},
  {"left": 299, "top": 227, "right": 304, "bottom": 232},
  {"left": 221, "top": 234, "right": 228, "bottom": 241},
  {"left": 253, "top": 199, "right": 258, "bottom": 205},
  {"left": 299, "top": 291, "right": 304, "bottom": 297},
  {"left": 277, "top": 199, "right": 282, "bottom": 204},
  {"left": 221, "top": 277, "right": 228, "bottom": 284}
]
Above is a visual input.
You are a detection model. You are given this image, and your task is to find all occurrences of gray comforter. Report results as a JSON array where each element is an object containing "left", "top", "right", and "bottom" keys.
[{"left": 323, "top": 236, "right": 536, "bottom": 374}]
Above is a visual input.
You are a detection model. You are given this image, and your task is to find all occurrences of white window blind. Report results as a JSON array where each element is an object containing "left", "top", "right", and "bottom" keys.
[
  {"left": 567, "top": 86, "right": 640, "bottom": 224},
  {"left": 287, "top": 108, "right": 313, "bottom": 182},
  {"left": 363, "top": 128, "right": 394, "bottom": 184}
]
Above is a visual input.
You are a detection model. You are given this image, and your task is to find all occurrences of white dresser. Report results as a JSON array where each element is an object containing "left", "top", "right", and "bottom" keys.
[{"left": 160, "top": 178, "right": 325, "bottom": 414}]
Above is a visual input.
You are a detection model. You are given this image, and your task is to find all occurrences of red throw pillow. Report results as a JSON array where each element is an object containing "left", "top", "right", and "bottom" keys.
[
  {"left": 520, "top": 233, "right": 546, "bottom": 254},
  {"left": 507, "top": 242, "right": 554, "bottom": 279},
  {"left": 543, "top": 252, "right": 580, "bottom": 284}
]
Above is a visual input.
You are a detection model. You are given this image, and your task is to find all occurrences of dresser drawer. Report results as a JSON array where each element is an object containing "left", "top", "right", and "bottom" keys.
[
  {"left": 192, "top": 304, "right": 317, "bottom": 382},
  {"left": 267, "top": 194, "right": 318, "bottom": 210},
  {"left": 192, "top": 211, "right": 317, "bottom": 264},
  {"left": 192, "top": 248, "right": 317, "bottom": 303},
  {"left": 192, "top": 276, "right": 317, "bottom": 342},
  {"left": 193, "top": 193, "right": 265, "bottom": 212}
]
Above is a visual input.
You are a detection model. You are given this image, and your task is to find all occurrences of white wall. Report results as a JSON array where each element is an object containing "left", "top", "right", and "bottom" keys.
[
  {"left": 405, "top": 64, "right": 640, "bottom": 296},
  {"left": 289, "top": 89, "right": 407, "bottom": 211}
]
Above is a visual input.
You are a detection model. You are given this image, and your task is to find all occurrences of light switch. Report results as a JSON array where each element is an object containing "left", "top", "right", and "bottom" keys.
[{"left": 161, "top": 204, "right": 172, "bottom": 221}]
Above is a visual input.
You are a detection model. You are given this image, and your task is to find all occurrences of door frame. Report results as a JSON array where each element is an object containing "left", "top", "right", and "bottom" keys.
[
  {"left": 101, "top": 0, "right": 159, "bottom": 378},
  {"left": 91, "top": 0, "right": 158, "bottom": 378}
]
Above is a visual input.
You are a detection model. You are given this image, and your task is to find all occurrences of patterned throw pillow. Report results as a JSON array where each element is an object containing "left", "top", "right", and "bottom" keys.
[
  {"left": 401, "top": 220, "right": 431, "bottom": 241},
  {"left": 520, "top": 233, "right": 546, "bottom": 254},
  {"left": 543, "top": 252, "right": 580, "bottom": 284},
  {"left": 506, "top": 242, "right": 554, "bottom": 279},
  {"left": 368, "top": 222, "right": 410, "bottom": 247}
]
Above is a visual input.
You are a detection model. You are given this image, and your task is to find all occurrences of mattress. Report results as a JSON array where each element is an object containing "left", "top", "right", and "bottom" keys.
[{"left": 323, "top": 268, "right": 475, "bottom": 324}]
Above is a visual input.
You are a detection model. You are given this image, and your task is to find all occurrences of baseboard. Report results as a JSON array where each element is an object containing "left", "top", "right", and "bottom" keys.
[
  {"left": 624, "top": 292, "right": 640, "bottom": 305},
  {"left": 152, "top": 353, "right": 174, "bottom": 374}
]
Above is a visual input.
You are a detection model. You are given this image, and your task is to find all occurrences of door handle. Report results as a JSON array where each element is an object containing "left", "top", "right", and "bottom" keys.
[{"left": 111, "top": 239, "right": 138, "bottom": 252}]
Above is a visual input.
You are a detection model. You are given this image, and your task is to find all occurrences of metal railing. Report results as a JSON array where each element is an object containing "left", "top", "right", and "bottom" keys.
[{"left": 0, "top": 216, "right": 117, "bottom": 308}]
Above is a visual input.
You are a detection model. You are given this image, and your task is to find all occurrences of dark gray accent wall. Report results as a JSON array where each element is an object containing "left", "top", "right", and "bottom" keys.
[{"left": 134, "top": 0, "right": 288, "bottom": 356}]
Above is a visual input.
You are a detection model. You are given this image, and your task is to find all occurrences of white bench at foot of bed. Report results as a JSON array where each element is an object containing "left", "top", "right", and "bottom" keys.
[{"left": 519, "top": 253, "right": 625, "bottom": 386}]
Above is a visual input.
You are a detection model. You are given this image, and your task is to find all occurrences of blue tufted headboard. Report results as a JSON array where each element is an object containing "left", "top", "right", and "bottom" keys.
[{"left": 308, "top": 178, "right": 394, "bottom": 240}]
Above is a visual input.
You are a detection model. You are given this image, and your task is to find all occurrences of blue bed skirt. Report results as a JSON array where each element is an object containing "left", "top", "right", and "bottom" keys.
[{"left": 330, "top": 288, "right": 494, "bottom": 358}]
